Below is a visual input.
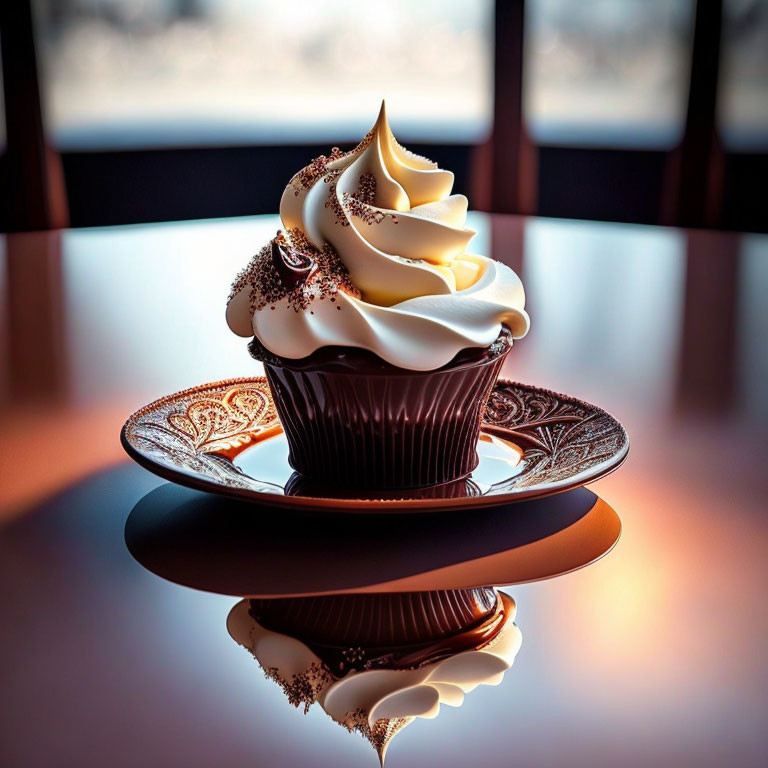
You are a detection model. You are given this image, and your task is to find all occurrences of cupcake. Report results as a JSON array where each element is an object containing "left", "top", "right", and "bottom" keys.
[
  {"left": 226, "top": 102, "right": 529, "bottom": 489},
  {"left": 228, "top": 589, "right": 521, "bottom": 763}
]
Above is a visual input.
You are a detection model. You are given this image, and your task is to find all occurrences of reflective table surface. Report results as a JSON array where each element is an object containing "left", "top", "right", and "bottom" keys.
[{"left": 1, "top": 214, "right": 767, "bottom": 767}]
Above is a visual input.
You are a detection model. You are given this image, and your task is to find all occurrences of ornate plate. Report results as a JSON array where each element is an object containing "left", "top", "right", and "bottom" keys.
[{"left": 121, "top": 377, "right": 629, "bottom": 512}]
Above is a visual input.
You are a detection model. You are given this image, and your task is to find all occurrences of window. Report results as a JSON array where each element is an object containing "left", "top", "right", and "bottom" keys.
[
  {"left": 33, "top": 0, "right": 493, "bottom": 149},
  {"left": 718, "top": 0, "right": 768, "bottom": 150},
  {"left": 524, "top": 0, "right": 695, "bottom": 147}
]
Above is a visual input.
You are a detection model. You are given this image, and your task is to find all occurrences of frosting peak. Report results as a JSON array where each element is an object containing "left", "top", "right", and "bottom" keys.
[
  {"left": 279, "top": 100, "right": 478, "bottom": 304},
  {"left": 227, "top": 102, "right": 530, "bottom": 370}
]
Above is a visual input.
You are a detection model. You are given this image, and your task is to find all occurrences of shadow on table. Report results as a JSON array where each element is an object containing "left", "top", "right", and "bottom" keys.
[{"left": 125, "top": 483, "right": 621, "bottom": 597}]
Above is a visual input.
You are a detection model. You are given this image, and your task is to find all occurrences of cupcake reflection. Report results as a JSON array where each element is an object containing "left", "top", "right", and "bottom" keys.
[
  {"left": 283, "top": 471, "right": 483, "bottom": 500},
  {"left": 227, "top": 589, "right": 521, "bottom": 764}
]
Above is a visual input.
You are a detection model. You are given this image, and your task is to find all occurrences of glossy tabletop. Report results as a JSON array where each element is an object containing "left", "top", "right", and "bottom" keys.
[{"left": 1, "top": 214, "right": 767, "bottom": 767}]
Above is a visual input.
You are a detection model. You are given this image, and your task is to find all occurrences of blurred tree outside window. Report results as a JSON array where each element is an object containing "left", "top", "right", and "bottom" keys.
[
  {"left": 33, "top": 0, "right": 493, "bottom": 148},
  {"left": 718, "top": 0, "right": 768, "bottom": 150},
  {"left": 524, "top": 0, "right": 695, "bottom": 147}
]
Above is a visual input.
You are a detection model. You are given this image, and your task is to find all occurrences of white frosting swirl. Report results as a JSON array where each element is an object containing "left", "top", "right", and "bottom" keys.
[{"left": 227, "top": 102, "right": 529, "bottom": 371}]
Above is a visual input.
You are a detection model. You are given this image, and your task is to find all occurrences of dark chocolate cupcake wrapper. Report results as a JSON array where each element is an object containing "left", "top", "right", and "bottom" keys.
[
  {"left": 249, "top": 589, "right": 499, "bottom": 648},
  {"left": 263, "top": 343, "right": 510, "bottom": 489}
]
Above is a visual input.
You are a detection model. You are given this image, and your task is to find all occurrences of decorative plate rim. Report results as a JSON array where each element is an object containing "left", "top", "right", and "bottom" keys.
[{"left": 120, "top": 376, "right": 629, "bottom": 513}]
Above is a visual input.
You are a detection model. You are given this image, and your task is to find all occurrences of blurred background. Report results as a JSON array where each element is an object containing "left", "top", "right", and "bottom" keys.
[
  {"left": 1, "top": 5, "right": 768, "bottom": 767},
  {"left": 0, "top": 0, "right": 766, "bottom": 232}
]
